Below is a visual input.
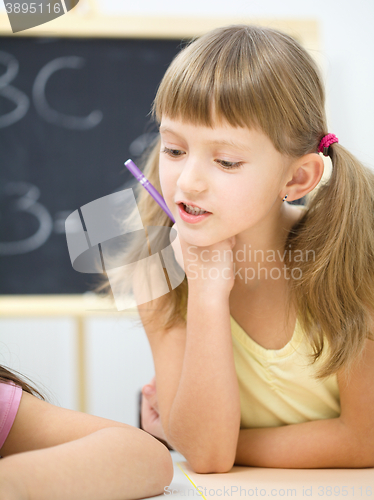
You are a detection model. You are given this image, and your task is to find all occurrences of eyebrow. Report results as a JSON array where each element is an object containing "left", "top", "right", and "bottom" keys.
[
  {"left": 159, "top": 126, "right": 249, "bottom": 152},
  {"left": 206, "top": 139, "right": 249, "bottom": 152}
]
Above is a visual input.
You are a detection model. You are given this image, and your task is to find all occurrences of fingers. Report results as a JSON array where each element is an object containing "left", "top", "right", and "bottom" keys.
[
  {"left": 142, "top": 382, "right": 159, "bottom": 412},
  {"left": 142, "top": 376, "right": 156, "bottom": 395},
  {"left": 140, "top": 378, "right": 172, "bottom": 448},
  {"left": 141, "top": 396, "right": 159, "bottom": 435},
  {"left": 140, "top": 393, "right": 167, "bottom": 441},
  {"left": 141, "top": 394, "right": 159, "bottom": 423},
  {"left": 142, "top": 384, "right": 155, "bottom": 397}
]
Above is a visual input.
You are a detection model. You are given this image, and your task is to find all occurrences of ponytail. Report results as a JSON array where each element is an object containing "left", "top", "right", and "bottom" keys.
[{"left": 285, "top": 143, "right": 374, "bottom": 381}]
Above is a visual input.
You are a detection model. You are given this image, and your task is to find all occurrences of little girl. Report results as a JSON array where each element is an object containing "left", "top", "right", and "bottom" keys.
[
  {"left": 0, "top": 365, "right": 173, "bottom": 499},
  {"left": 123, "top": 24, "right": 374, "bottom": 472}
]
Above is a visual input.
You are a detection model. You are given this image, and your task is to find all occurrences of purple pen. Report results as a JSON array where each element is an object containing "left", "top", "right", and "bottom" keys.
[{"left": 124, "top": 159, "right": 175, "bottom": 223}]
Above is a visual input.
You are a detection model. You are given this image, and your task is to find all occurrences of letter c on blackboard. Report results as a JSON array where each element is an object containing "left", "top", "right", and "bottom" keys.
[{"left": 32, "top": 55, "right": 103, "bottom": 130}]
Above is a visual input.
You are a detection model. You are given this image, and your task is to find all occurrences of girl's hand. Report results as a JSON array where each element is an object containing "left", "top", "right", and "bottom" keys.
[
  {"left": 170, "top": 223, "right": 236, "bottom": 293},
  {"left": 141, "top": 377, "right": 167, "bottom": 442}
]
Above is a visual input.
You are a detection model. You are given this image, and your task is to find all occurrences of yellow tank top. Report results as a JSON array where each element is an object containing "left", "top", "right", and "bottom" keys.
[{"left": 230, "top": 314, "right": 341, "bottom": 429}]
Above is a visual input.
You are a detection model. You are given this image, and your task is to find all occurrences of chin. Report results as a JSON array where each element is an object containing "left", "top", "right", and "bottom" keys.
[{"left": 180, "top": 229, "right": 223, "bottom": 248}]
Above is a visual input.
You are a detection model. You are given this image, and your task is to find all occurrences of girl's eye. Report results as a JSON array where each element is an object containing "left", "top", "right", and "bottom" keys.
[
  {"left": 161, "top": 147, "right": 185, "bottom": 157},
  {"left": 216, "top": 159, "right": 243, "bottom": 170},
  {"left": 161, "top": 148, "right": 242, "bottom": 169}
]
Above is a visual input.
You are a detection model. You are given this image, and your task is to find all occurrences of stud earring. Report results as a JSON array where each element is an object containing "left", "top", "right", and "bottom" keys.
[{"left": 282, "top": 194, "right": 288, "bottom": 202}]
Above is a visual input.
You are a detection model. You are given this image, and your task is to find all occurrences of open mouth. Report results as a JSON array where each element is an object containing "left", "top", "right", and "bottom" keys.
[{"left": 179, "top": 202, "right": 210, "bottom": 216}]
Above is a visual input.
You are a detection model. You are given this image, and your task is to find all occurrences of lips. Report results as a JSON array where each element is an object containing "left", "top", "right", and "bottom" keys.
[
  {"left": 177, "top": 203, "right": 212, "bottom": 224},
  {"left": 176, "top": 200, "right": 211, "bottom": 212}
]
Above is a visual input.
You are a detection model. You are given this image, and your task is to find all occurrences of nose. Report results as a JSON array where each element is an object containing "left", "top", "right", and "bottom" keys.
[{"left": 176, "top": 158, "right": 208, "bottom": 194}]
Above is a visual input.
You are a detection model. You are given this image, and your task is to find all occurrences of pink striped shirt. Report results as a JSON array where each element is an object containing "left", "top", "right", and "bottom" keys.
[{"left": 0, "top": 381, "right": 22, "bottom": 451}]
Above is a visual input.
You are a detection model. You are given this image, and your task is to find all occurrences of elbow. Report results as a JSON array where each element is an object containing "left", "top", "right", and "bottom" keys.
[
  {"left": 139, "top": 433, "right": 174, "bottom": 495},
  {"left": 186, "top": 452, "right": 235, "bottom": 474},
  {"left": 359, "top": 446, "right": 374, "bottom": 469},
  {"left": 167, "top": 436, "right": 235, "bottom": 473},
  {"left": 157, "top": 442, "right": 175, "bottom": 484},
  {"left": 346, "top": 429, "right": 374, "bottom": 468},
  {"left": 148, "top": 444, "right": 174, "bottom": 495},
  {"left": 350, "top": 426, "right": 374, "bottom": 468},
  {"left": 189, "top": 458, "right": 235, "bottom": 474},
  {"left": 363, "top": 437, "right": 374, "bottom": 468},
  {"left": 354, "top": 453, "right": 374, "bottom": 469},
  {"left": 155, "top": 440, "right": 174, "bottom": 482},
  {"left": 166, "top": 421, "right": 238, "bottom": 474},
  {"left": 167, "top": 433, "right": 235, "bottom": 473},
  {"left": 192, "top": 463, "right": 234, "bottom": 474}
]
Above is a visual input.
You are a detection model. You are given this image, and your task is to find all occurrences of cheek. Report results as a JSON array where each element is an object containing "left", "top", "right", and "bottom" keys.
[
  {"left": 224, "top": 192, "right": 259, "bottom": 226},
  {"left": 221, "top": 175, "right": 279, "bottom": 224},
  {"left": 159, "top": 161, "right": 170, "bottom": 195},
  {"left": 220, "top": 176, "right": 261, "bottom": 210},
  {"left": 159, "top": 161, "right": 178, "bottom": 203}
]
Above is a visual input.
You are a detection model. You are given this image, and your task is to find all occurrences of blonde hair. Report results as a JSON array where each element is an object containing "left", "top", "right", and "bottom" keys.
[{"left": 108, "top": 25, "right": 374, "bottom": 380}]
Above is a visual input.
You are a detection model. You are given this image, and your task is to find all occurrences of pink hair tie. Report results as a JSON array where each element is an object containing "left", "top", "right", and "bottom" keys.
[{"left": 318, "top": 133, "right": 339, "bottom": 156}]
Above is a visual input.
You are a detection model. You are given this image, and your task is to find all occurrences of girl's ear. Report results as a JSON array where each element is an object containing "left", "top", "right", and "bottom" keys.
[{"left": 282, "top": 153, "right": 324, "bottom": 202}]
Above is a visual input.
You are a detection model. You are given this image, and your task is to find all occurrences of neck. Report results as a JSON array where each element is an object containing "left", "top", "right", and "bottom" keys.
[{"left": 232, "top": 202, "right": 298, "bottom": 293}]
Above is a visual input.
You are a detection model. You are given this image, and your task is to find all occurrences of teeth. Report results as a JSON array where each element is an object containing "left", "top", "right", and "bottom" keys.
[{"left": 183, "top": 203, "right": 207, "bottom": 215}]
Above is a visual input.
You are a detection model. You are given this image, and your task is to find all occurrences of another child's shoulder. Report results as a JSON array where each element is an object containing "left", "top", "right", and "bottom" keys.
[{"left": 0, "top": 381, "right": 23, "bottom": 452}]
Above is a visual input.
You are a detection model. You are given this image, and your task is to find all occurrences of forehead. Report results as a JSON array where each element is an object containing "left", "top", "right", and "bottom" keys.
[{"left": 160, "top": 116, "right": 257, "bottom": 149}]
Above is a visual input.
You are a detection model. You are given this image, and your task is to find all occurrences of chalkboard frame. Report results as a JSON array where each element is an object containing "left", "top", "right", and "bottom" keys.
[{"left": 0, "top": 10, "right": 319, "bottom": 50}]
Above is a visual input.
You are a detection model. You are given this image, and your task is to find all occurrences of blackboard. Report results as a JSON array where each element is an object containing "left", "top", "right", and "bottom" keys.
[{"left": 0, "top": 36, "right": 183, "bottom": 294}]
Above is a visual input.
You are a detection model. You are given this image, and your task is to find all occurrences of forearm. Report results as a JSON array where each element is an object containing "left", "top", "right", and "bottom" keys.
[
  {"left": 167, "top": 292, "right": 241, "bottom": 472},
  {"left": 0, "top": 427, "right": 173, "bottom": 500},
  {"left": 235, "top": 417, "right": 372, "bottom": 469}
]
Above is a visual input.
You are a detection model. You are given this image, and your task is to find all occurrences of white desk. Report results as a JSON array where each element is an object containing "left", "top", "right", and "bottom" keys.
[{"left": 148, "top": 452, "right": 373, "bottom": 499}]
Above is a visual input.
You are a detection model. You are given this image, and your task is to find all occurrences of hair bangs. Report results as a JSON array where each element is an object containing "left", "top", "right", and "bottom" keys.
[{"left": 152, "top": 28, "right": 261, "bottom": 129}]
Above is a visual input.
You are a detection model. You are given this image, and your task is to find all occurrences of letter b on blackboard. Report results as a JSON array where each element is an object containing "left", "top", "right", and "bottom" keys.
[{"left": 4, "top": 0, "right": 80, "bottom": 34}]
